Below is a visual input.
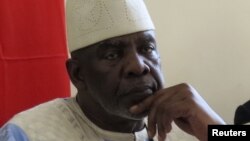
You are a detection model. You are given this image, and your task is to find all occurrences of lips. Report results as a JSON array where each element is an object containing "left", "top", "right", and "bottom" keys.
[
  {"left": 126, "top": 85, "right": 154, "bottom": 94},
  {"left": 128, "top": 86, "right": 153, "bottom": 95},
  {"left": 116, "top": 84, "right": 154, "bottom": 113},
  {"left": 117, "top": 78, "right": 157, "bottom": 106}
]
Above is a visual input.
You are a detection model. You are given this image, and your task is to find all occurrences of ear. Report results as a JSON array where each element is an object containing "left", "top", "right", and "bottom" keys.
[{"left": 66, "top": 59, "right": 85, "bottom": 89}]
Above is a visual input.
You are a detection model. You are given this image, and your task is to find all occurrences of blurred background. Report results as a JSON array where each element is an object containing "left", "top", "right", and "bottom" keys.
[{"left": 145, "top": 0, "right": 250, "bottom": 124}]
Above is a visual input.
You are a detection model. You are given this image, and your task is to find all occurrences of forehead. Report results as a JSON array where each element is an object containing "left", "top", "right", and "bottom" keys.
[
  {"left": 71, "top": 30, "right": 156, "bottom": 57},
  {"left": 100, "top": 30, "right": 156, "bottom": 45}
]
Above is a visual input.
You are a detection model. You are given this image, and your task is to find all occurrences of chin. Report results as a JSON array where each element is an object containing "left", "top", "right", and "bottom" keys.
[{"left": 109, "top": 101, "right": 148, "bottom": 120}]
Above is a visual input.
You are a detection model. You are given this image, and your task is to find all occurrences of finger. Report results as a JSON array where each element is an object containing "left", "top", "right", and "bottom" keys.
[
  {"left": 158, "top": 133, "right": 166, "bottom": 141},
  {"left": 157, "top": 113, "right": 167, "bottom": 141},
  {"left": 129, "top": 95, "right": 155, "bottom": 114},
  {"left": 147, "top": 92, "right": 170, "bottom": 139},
  {"left": 147, "top": 105, "right": 157, "bottom": 139},
  {"left": 165, "top": 101, "right": 195, "bottom": 134},
  {"left": 163, "top": 114, "right": 173, "bottom": 134},
  {"left": 157, "top": 125, "right": 166, "bottom": 141},
  {"left": 158, "top": 107, "right": 174, "bottom": 141}
]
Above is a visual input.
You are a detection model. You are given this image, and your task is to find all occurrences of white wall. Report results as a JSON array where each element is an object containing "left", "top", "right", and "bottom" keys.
[{"left": 145, "top": 0, "right": 250, "bottom": 124}]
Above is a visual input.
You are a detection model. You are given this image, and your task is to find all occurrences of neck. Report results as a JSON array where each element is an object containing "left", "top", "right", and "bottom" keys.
[{"left": 76, "top": 94, "right": 145, "bottom": 133}]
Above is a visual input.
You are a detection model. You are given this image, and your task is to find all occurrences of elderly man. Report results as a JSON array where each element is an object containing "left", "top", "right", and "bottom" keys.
[{"left": 0, "top": 0, "right": 225, "bottom": 141}]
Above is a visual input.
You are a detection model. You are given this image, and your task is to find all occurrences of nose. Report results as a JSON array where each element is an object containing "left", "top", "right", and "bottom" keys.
[{"left": 124, "top": 52, "right": 150, "bottom": 77}]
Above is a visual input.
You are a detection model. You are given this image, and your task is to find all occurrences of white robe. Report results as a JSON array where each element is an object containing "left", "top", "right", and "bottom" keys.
[{"left": 0, "top": 98, "right": 198, "bottom": 141}]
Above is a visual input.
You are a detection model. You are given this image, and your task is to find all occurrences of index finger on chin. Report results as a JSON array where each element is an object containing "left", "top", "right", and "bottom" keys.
[{"left": 129, "top": 95, "right": 155, "bottom": 114}]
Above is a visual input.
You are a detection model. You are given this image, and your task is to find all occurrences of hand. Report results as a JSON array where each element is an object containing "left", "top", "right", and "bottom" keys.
[{"left": 129, "top": 83, "right": 225, "bottom": 141}]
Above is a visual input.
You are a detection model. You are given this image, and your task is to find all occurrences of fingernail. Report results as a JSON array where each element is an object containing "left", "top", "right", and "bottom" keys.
[{"left": 158, "top": 135, "right": 162, "bottom": 141}]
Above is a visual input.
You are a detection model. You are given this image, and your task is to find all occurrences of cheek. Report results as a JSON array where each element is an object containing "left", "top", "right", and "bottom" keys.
[
  {"left": 85, "top": 66, "right": 120, "bottom": 94},
  {"left": 155, "top": 69, "right": 165, "bottom": 89},
  {"left": 150, "top": 63, "right": 165, "bottom": 89}
]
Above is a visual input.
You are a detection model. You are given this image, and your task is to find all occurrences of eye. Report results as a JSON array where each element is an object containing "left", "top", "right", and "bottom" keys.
[
  {"left": 104, "top": 51, "right": 120, "bottom": 60},
  {"left": 142, "top": 44, "right": 156, "bottom": 54}
]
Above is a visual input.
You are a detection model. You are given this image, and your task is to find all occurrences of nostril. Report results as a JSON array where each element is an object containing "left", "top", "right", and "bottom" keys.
[
  {"left": 127, "top": 72, "right": 136, "bottom": 77},
  {"left": 126, "top": 64, "right": 150, "bottom": 77},
  {"left": 142, "top": 65, "right": 150, "bottom": 75}
]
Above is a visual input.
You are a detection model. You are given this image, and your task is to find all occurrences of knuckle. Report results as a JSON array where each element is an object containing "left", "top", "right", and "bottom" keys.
[
  {"left": 165, "top": 124, "right": 172, "bottom": 133},
  {"left": 178, "top": 83, "right": 194, "bottom": 96},
  {"left": 179, "top": 83, "right": 191, "bottom": 89}
]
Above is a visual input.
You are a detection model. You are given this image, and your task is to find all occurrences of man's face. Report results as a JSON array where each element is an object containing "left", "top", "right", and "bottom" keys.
[{"left": 75, "top": 30, "right": 164, "bottom": 120}]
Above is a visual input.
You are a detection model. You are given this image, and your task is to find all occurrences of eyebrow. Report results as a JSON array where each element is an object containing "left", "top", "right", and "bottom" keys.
[
  {"left": 97, "top": 39, "right": 126, "bottom": 50},
  {"left": 96, "top": 40, "right": 124, "bottom": 57},
  {"left": 140, "top": 33, "right": 156, "bottom": 43},
  {"left": 96, "top": 32, "right": 156, "bottom": 50}
]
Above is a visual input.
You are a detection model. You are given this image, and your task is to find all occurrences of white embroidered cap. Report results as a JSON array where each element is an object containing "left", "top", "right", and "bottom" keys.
[{"left": 66, "top": 0, "right": 155, "bottom": 52}]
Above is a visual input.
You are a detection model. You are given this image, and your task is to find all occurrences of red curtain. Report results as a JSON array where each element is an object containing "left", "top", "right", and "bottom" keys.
[{"left": 0, "top": 0, "right": 70, "bottom": 126}]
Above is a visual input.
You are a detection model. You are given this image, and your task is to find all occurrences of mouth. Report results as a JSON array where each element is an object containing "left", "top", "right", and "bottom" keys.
[
  {"left": 125, "top": 86, "right": 154, "bottom": 104},
  {"left": 129, "top": 86, "right": 153, "bottom": 94}
]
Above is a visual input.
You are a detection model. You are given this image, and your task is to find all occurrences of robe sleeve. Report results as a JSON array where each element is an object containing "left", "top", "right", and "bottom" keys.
[{"left": 0, "top": 124, "right": 29, "bottom": 141}]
